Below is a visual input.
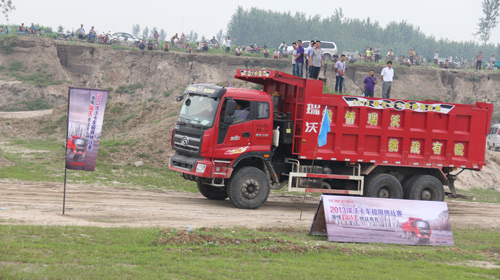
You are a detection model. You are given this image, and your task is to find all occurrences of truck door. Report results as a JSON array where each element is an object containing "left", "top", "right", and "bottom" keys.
[
  {"left": 251, "top": 101, "right": 272, "bottom": 151},
  {"left": 214, "top": 98, "right": 253, "bottom": 157}
]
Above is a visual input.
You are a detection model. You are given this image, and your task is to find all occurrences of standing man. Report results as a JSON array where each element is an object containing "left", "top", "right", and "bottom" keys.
[
  {"left": 409, "top": 48, "right": 414, "bottom": 65},
  {"left": 381, "top": 61, "right": 394, "bottom": 99},
  {"left": 374, "top": 45, "right": 381, "bottom": 63},
  {"left": 476, "top": 52, "right": 484, "bottom": 70},
  {"left": 308, "top": 40, "right": 323, "bottom": 80},
  {"left": 296, "top": 40, "right": 304, "bottom": 78},
  {"left": 490, "top": 54, "right": 496, "bottom": 67},
  {"left": 305, "top": 40, "right": 315, "bottom": 77},
  {"left": 433, "top": 49, "right": 439, "bottom": 67},
  {"left": 225, "top": 37, "right": 231, "bottom": 53},
  {"left": 291, "top": 42, "right": 297, "bottom": 76},
  {"left": 334, "top": 54, "right": 346, "bottom": 93},
  {"left": 363, "top": 70, "right": 378, "bottom": 97}
]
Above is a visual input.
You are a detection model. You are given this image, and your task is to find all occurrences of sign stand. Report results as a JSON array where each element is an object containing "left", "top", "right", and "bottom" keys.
[{"left": 62, "top": 88, "right": 70, "bottom": 215}]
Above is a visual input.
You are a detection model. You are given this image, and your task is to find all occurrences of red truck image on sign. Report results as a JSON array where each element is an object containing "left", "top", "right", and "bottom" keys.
[
  {"left": 168, "top": 69, "right": 494, "bottom": 209},
  {"left": 402, "top": 217, "right": 432, "bottom": 243}
]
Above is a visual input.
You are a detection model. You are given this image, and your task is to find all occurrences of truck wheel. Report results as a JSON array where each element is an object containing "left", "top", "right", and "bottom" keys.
[
  {"left": 364, "top": 174, "right": 403, "bottom": 199},
  {"left": 227, "top": 166, "right": 270, "bottom": 209},
  {"left": 197, "top": 182, "right": 228, "bottom": 200},
  {"left": 324, "top": 53, "right": 332, "bottom": 61},
  {"left": 402, "top": 175, "right": 419, "bottom": 199},
  {"left": 408, "top": 175, "right": 445, "bottom": 201}
]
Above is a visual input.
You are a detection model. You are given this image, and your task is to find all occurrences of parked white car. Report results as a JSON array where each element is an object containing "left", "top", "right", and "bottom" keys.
[
  {"left": 286, "top": 40, "right": 338, "bottom": 61},
  {"left": 487, "top": 123, "right": 500, "bottom": 151},
  {"left": 110, "top": 32, "right": 141, "bottom": 47}
]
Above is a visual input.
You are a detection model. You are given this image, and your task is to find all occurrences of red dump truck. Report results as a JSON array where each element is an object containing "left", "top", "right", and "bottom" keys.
[
  {"left": 169, "top": 69, "right": 493, "bottom": 209},
  {"left": 401, "top": 217, "right": 432, "bottom": 242}
]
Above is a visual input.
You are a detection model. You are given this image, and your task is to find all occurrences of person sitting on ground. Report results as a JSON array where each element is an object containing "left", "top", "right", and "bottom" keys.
[
  {"left": 185, "top": 43, "right": 192, "bottom": 53},
  {"left": 138, "top": 39, "right": 146, "bottom": 50},
  {"left": 29, "top": 23, "right": 37, "bottom": 35},
  {"left": 147, "top": 40, "right": 153, "bottom": 50},
  {"left": 209, "top": 36, "right": 218, "bottom": 47},
  {"left": 88, "top": 26, "right": 96, "bottom": 42},
  {"left": 403, "top": 57, "right": 412, "bottom": 67},
  {"left": 163, "top": 41, "right": 169, "bottom": 52},
  {"left": 202, "top": 41, "right": 209, "bottom": 52},
  {"left": 332, "top": 51, "right": 339, "bottom": 63},
  {"left": 77, "top": 24, "right": 85, "bottom": 40},
  {"left": 19, "top": 23, "right": 26, "bottom": 32},
  {"left": 263, "top": 47, "right": 269, "bottom": 58},
  {"left": 444, "top": 59, "right": 449, "bottom": 69},
  {"left": 273, "top": 49, "right": 280, "bottom": 59},
  {"left": 386, "top": 49, "right": 394, "bottom": 61},
  {"left": 235, "top": 46, "right": 243, "bottom": 56},
  {"left": 196, "top": 42, "right": 201, "bottom": 53}
]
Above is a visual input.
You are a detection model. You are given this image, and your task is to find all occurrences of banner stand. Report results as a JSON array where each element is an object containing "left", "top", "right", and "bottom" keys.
[
  {"left": 62, "top": 168, "right": 67, "bottom": 215},
  {"left": 62, "top": 88, "right": 70, "bottom": 215},
  {"left": 61, "top": 87, "right": 109, "bottom": 215}
]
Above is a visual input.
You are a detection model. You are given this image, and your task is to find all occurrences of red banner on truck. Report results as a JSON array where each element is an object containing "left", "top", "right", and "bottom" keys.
[
  {"left": 65, "top": 87, "right": 109, "bottom": 171},
  {"left": 310, "top": 195, "right": 454, "bottom": 246}
]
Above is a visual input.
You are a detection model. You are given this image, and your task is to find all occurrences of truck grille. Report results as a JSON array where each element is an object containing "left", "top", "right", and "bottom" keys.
[
  {"left": 171, "top": 154, "right": 201, "bottom": 171},
  {"left": 173, "top": 133, "right": 201, "bottom": 153}
]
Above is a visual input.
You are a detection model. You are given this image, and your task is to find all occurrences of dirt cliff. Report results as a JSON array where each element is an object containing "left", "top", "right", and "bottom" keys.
[{"left": 0, "top": 36, "right": 499, "bottom": 190}]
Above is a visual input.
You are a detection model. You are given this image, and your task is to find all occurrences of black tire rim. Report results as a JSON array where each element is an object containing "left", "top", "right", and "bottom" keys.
[
  {"left": 242, "top": 179, "right": 261, "bottom": 199},
  {"left": 378, "top": 187, "right": 390, "bottom": 198}
]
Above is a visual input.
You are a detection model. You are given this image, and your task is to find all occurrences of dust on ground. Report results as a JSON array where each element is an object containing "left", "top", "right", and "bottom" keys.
[{"left": 0, "top": 180, "right": 499, "bottom": 230}]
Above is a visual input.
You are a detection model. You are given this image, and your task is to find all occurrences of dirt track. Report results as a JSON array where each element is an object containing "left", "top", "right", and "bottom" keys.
[{"left": 0, "top": 180, "right": 499, "bottom": 229}]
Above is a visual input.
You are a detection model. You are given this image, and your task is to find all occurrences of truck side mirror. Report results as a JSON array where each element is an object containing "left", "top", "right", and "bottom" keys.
[{"left": 225, "top": 100, "right": 236, "bottom": 116}]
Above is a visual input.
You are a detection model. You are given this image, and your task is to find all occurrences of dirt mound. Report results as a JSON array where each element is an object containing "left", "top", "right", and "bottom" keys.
[{"left": 456, "top": 150, "right": 500, "bottom": 190}]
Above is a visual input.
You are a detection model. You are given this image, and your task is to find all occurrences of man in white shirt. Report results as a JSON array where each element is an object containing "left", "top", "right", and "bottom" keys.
[
  {"left": 334, "top": 54, "right": 346, "bottom": 93},
  {"left": 380, "top": 61, "right": 394, "bottom": 99},
  {"left": 433, "top": 49, "right": 439, "bottom": 66},
  {"left": 225, "top": 37, "right": 231, "bottom": 53}
]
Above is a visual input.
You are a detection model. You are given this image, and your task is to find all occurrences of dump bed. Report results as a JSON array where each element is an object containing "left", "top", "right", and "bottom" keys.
[{"left": 235, "top": 69, "right": 494, "bottom": 170}]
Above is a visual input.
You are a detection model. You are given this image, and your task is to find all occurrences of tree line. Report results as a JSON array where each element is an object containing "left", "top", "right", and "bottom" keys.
[{"left": 227, "top": 7, "right": 500, "bottom": 61}]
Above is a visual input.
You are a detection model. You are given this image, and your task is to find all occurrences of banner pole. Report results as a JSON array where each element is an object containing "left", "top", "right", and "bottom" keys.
[
  {"left": 63, "top": 88, "right": 71, "bottom": 215},
  {"left": 63, "top": 168, "right": 67, "bottom": 215}
]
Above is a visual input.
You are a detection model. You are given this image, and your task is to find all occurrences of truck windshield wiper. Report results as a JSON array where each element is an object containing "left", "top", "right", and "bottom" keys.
[{"left": 177, "top": 116, "right": 190, "bottom": 124}]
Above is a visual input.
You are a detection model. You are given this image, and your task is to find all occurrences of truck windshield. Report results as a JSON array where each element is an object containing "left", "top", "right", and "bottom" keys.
[
  {"left": 178, "top": 94, "right": 220, "bottom": 127},
  {"left": 416, "top": 221, "right": 430, "bottom": 229}
]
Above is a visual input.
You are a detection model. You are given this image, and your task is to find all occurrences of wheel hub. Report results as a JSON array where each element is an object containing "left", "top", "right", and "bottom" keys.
[
  {"left": 242, "top": 179, "right": 261, "bottom": 199},
  {"left": 421, "top": 189, "right": 432, "bottom": 200},
  {"left": 378, "top": 188, "right": 390, "bottom": 198}
]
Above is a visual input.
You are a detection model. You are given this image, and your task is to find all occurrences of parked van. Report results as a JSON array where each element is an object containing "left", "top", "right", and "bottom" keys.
[{"left": 487, "top": 124, "right": 500, "bottom": 150}]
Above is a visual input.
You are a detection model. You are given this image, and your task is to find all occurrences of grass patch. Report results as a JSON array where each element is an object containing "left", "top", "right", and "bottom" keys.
[
  {"left": 0, "top": 226, "right": 498, "bottom": 279},
  {"left": 1, "top": 98, "right": 53, "bottom": 111},
  {"left": 455, "top": 187, "right": 500, "bottom": 204},
  {"left": 115, "top": 83, "right": 143, "bottom": 94},
  {"left": 0, "top": 138, "right": 196, "bottom": 193}
]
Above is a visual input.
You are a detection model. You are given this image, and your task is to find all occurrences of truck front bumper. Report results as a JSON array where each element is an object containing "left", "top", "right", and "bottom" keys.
[{"left": 169, "top": 154, "right": 233, "bottom": 179}]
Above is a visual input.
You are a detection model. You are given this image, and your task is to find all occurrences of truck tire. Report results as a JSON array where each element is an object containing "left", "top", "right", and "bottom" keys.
[
  {"left": 227, "top": 166, "right": 270, "bottom": 209},
  {"left": 364, "top": 174, "right": 403, "bottom": 199},
  {"left": 402, "top": 175, "right": 420, "bottom": 199},
  {"left": 197, "top": 182, "right": 228, "bottom": 200},
  {"left": 408, "top": 175, "right": 445, "bottom": 201}
]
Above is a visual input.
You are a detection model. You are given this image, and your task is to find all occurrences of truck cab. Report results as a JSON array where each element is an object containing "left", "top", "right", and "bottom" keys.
[
  {"left": 402, "top": 217, "right": 432, "bottom": 242},
  {"left": 169, "top": 83, "right": 276, "bottom": 208}
]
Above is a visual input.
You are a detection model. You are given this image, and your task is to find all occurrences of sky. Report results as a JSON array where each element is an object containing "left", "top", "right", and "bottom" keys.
[{"left": 7, "top": 0, "right": 500, "bottom": 44}]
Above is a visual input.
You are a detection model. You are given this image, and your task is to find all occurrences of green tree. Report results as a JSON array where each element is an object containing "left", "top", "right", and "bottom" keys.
[
  {"left": 159, "top": 29, "right": 166, "bottom": 41},
  {"left": 132, "top": 24, "right": 140, "bottom": 37},
  {"left": 142, "top": 26, "right": 149, "bottom": 39},
  {"left": 474, "top": 0, "right": 500, "bottom": 45},
  {"left": 0, "top": 0, "right": 15, "bottom": 24},
  {"left": 57, "top": 25, "right": 64, "bottom": 33},
  {"left": 216, "top": 29, "right": 223, "bottom": 44}
]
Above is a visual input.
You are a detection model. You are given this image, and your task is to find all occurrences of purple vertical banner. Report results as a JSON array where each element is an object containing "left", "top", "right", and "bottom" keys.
[{"left": 65, "top": 87, "right": 109, "bottom": 171}]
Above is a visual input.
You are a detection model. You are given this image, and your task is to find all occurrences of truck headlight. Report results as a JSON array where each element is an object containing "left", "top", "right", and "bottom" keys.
[{"left": 196, "top": 163, "right": 207, "bottom": 173}]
